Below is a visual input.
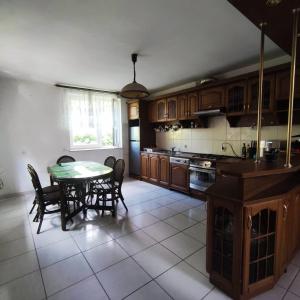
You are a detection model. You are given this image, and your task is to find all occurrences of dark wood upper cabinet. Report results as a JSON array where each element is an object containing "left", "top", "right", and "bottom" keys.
[
  {"left": 148, "top": 101, "right": 157, "bottom": 123},
  {"left": 200, "top": 87, "right": 224, "bottom": 110},
  {"left": 226, "top": 81, "right": 247, "bottom": 116},
  {"left": 275, "top": 69, "right": 300, "bottom": 100},
  {"left": 177, "top": 94, "right": 188, "bottom": 120},
  {"left": 187, "top": 92, "right": 199, "bottom": 118},
  {"left": 157, "top": 99, "right": 167, "bottom": 122},
  {"left": 128, "top": 101, "right": 139, "bottom": 120},
  {"left": 159, "top": 155, "right": 169, "bottom": 186},
  {"left": 247, "top": 74, "right": 275, "bottom": 113},
  {"left": 166, "top": 97, "right": 177, "bottom": 121}
]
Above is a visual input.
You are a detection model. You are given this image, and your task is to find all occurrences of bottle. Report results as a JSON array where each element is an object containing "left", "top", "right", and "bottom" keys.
[
  {"left": 242, "top": 143, "right": 247, "bottom": 159},
  {"left": 246, "top": 144, "right": 250, "bottom": 159}
]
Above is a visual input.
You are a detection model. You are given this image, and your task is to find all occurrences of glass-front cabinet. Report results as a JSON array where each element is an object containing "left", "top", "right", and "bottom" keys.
[
  {"left": 243, "top": 199, "right": 280, "bottom": 296},
  {"left": 226, "top": 81, "right": 247, "bottom": 115}
]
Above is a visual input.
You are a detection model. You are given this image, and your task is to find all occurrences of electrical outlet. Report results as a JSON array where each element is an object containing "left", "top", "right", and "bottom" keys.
[{"left": 0, "top": 178, "right": 4, "bottom": 190}]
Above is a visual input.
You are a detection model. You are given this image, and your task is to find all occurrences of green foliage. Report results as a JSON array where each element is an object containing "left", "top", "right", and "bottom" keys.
[{"left": 74, "top": 134, "right": 97, "bottom": 144}]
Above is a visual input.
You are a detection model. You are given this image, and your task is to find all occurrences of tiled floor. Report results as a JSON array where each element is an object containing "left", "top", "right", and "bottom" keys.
[{"left": 0, "top": 179, "right": 300, "bottom": 300}]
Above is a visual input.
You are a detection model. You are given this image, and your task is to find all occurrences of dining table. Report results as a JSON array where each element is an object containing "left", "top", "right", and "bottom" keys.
[{"left": 47, "top": 161, "right": 113, "bottom": 231}]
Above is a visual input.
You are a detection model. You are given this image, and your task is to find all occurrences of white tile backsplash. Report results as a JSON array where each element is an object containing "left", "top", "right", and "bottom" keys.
[{"left": 155, "top": 116, "right": 300, "bottom": 156}]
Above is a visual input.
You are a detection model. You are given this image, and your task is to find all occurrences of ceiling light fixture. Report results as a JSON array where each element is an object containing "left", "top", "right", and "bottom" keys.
[
  {"left": 265, "top": 0, "right": 283, "bottom": 7},
  {"left": 120, "top": 53, "right": 149, "bottom": 99}
]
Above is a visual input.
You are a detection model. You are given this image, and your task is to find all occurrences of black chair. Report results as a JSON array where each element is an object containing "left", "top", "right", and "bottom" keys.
[
  {"left": 56, "top": 155, "right": 76, "bottom": 164},
  {"left": 27, "top": 164, "right": 61, "bottom": 234},
  {"left": 104, "top": 156, "right": 116, "bottom": 169},
  {"left": 113, "top": 159, "right": 127, "bottom": 211}
]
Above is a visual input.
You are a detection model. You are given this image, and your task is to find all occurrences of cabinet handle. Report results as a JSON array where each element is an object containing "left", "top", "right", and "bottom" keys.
[
  {"left": 243, "top": 104, "right": 246, "bottom": 111},
  {"left": 247, "top": 104, "right": 250, "bottom": 111},
  {"left": 283, "top": 204, "right": 288, "bottom": 221},
  {"left": 247, "top": 215, "right": 252, "bottom": 229}
]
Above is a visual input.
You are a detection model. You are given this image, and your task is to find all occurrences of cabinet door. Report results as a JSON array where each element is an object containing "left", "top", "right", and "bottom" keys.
[
  {"left": 243, "top": 199, "right": 280, "bottom": 296},
  {"left": 275, "top": 69, "right": 300, "bottom": 100},
  {"left": 159, "top": 155, "right": 169, "bottom": 186},
  {"left": 148, "top": 101, "right": 157, "bottom": 123},
  {"left": 140, "top": 154, "right": 149, "bottom": 180},
  {"left": 177, "top": 94, "right": 188, "bottom": 120},
  {"left": 166, "top": 97, "right": 177, "bottom": 121},
  {"left": 226, "top": 81, "right": 247, "bottom": 116},
  {"left": 128, "top": 101, "right": 139, "bottom": 120},
  {"left": 157, "top": 99, "right": 167, "bottom": 122},
  {"left": 200, "top": 87, "right": 224, "bottom": 110},
  {"left": 187, "top": 92, "right": 199, "bottom": 118},
  {"left": 170, "top": 163, "right": 189, "bottom": 192},
  {"left": 247, "top": 74, "right": 275, "bottom": 113},
  {"left": 148, "top": 155, "right": 159, "bottom": 182}
]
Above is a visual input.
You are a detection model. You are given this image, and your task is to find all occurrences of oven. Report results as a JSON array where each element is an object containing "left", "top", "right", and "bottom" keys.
[{"left": 189, "top": 164, "right": 216, "bottom": 192}]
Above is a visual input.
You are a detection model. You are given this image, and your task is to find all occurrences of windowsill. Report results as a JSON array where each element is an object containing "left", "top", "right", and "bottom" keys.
[{"left": 69, "top": 147, "right": 123, "bottom": 152}]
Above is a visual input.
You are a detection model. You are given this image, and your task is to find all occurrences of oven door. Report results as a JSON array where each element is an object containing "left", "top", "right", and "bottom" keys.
[{"left": 189, "top": 166, "right": 216, "bottom": 191}]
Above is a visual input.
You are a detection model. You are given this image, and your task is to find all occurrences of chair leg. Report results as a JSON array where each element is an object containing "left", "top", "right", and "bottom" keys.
[
  {"left": 33, "top": 211, "right": 39, "bottom": 222},
  {"left": 120, "top": 193, "right": 128, "bottom": 211},
  {"left": 29, "top": 198, "right": 37, "bottom": 214},
  {"left": 37, "top": 213, "right": 44, "bottom": 234}
]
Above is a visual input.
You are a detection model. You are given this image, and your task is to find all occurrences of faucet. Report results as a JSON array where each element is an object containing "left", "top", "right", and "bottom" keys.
[{"left": 170, "top": 147, "right": 176, "bottom": 154}]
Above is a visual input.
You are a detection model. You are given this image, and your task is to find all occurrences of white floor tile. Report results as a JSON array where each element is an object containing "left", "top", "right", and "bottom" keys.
[
  {"left": 116, "top": 230, "right": 156, "bottom": 255},
  {"left": 33, "top": 227, "right": 71, "bottom": 248},
  {"left": 156, "top": 261, "right": 213, "bottom": 300},
  {"left": 84, "top": 240, "right": 128, "bottom": 272},
  {"left": 253, "top": 285, "right": 286, "bottom": 299},
  {"left": 134, "top": 244, "right": 181, "bottom": 278},
  {"left": 183, "top": 222, "right": 206, "bottom": 244},
  {"left": 42, "top": 253, "right": 93, "bottom": 296},
  {"left": 166, "top": 201, "right": 193, "bottom": 213},
  {"left": 277, "top": 264, "right": 299, "bottom": 289},
  {"left": 284, "top": 292, "right": 300, "bottom": 300},
  {"left": 185, "top": 246, "right": 208, "bottom": 277},
  {"left": 73, "top": 227, "right": 112, "bottom": 251},
  {"left": 130, "top": 213, "right": 159, "bottom": 228},
  {"left": 289, "top": 271, "right": 300, "bottom": 297},
  {"left": 161, "top": 232, "right": 203, "bottom": 259},
  {"left": 126, "top": 281, "right": 172, "bottom": 300},
  {"left": 149, "top": 206, "right": 178, "bottom": 220},
  {"left": 97, "top": 257, "right": 151, "bottom": 300},
  {"left": 143, "top": 221, "right": 179, "bottom": 242},
  {"left": 0, "top": 271, "right": 45, "bottom": 300},
  {"left": 164, "top": 214, "right": 198, "bottom": 231},
  {"left": 37, "top": 238, "right": 80, "bottom": 268},
  {"left": 0, "top": 250, "right": 39, "bottom": 285},
  {"left": 183, "top": 206, "right": 207, "bottom": 222},
  {"left": 103, "top": 218, "right": 138, "bottom": 238},
  {"left": 203, "top": 288, "right": 231, "bottom": 299},
  {"left": 48, "top": 276, "right": 108, "bottom": 300}
]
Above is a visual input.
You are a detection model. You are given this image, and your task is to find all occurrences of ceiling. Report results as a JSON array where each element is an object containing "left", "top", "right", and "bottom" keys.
[{"left": 0, "top": 0, "right": 285, "bottom": 92}]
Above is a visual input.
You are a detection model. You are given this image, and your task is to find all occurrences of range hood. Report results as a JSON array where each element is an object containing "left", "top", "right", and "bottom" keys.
[{"left": 193, "top": 107, "right": 225, "bottom": 117}]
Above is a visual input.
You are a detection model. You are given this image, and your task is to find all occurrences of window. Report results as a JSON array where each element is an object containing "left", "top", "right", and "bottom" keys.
[{"left": 66, "top": 89, "right": 122, "bottom": 150}]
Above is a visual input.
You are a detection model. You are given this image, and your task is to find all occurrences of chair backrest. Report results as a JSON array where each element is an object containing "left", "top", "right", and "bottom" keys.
[
  {"left": 27, "top": 164, "right": 45, "bottom": 208},
  {"left": 104, "top": 156, "right": 116, "bottom": 169},
  {"left": 113, "top": 159, "right": 125, "bottom": 186},
  {"left": 56, "top": 155, "right": 76, "bottom": 164}
]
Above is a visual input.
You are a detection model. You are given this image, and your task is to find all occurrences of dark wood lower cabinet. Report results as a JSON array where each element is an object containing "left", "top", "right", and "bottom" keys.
[
  {"left": 149, "top": 154, "right": 159, "bottom": 182},
  {"left": 140, "top": 153, "right": 149, "bottom": 180},
  {"left": 159, "top": 155, "right": 169, "bottom": 186},
  {"left": 169, "top": 163, "right": 189, "bottom": 193},
  {"left": 207, "top": 187, "right": 300, "bottom": 299}
]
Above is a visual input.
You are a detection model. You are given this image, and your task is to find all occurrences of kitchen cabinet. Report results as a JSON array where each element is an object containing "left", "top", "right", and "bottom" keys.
[
  {"left": 159, "top": 155, "right": 169, "bottom": 186},
  {"left": 148, "top": 101, "right": 157, "bottom": 123},
  {"left": 275, "top": 69, "right": 300, "bottom": 100},
  {"left": 170, "top": 163, "right": 189, "bottom": 193},
  {"left": 242, "top": 198, "right": 281, "bottom": 296},
  {"left": 200, "top": 87, "right": 224, "bottom": 110},
  {"left": 177, "top": 92, "right": 198, "bottom": 120},
  {"left": 155, "top": 97, "right": 177, "bottom": 122},
  {"left": 128, "top": 101, "right": 139, "bottom": 120},
  {"left": 141, "top": 153, "right": 149, "bottom": 180},
  {"left": 247, "top": 74, "right": 275, "bottom": 113},
  {"left": 140, "top": 153, "right": 170, "bottom": 186},
  {"left": 226, "top": 81, "right": 248, "bottom": 116},
  {"left": 149, "top": 154, "right": 160, "bottom": 182}
]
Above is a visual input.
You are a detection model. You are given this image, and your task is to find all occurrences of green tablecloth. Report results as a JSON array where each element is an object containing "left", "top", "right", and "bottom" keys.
[{"left": 47, "top": 161, "right": 112, "bottom": 181}]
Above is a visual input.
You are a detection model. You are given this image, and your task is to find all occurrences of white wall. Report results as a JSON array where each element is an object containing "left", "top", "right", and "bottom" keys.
[
  {"left": 0, "top": 76, "right": 128, "bottom": 197},
  {"left": 156, "top": 116, "right": 300, "bottom": 157}
]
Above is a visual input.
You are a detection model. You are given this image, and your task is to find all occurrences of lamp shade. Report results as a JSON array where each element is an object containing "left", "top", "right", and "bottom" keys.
[{"left": 120, "top": 81, "right": 149, "bottom": 99}]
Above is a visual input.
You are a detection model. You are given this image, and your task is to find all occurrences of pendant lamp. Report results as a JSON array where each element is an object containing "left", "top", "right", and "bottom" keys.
[{"left": 120, "top": 53, "right": 149, "bottom": 99}]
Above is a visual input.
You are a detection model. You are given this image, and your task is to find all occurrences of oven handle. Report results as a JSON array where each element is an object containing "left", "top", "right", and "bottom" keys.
[{"left": 189, "top": 166, "right": 215, "bottom": 173}]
